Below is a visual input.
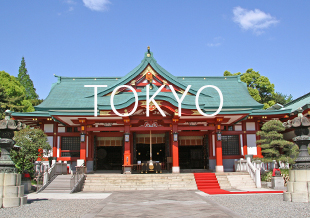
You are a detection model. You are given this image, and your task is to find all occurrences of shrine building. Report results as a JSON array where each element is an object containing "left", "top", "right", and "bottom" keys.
[{"left": 12, "top": 48, "right": 292, "bottom": 173}]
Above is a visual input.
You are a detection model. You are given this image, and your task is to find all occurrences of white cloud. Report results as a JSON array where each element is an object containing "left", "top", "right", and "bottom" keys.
[
  {"left": 207, "top": 37, "right": 224, "bottom": 47},
  {"left": 207, "top": 43, "right": 221, "bottom": 47},
  {"left": 233, "top": 6, "right": 279, "bottom": 34},
  {"left": 83, "top": 0, "right": 111, "bottom": 11}
]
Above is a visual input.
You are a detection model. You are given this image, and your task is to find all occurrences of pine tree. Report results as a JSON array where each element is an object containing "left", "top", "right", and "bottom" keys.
[
  {"left": 17, "top": 57, "right": 39, "bottom": 100},
  {"left": 257, "top": 120, "right": 298, "bottom": 165},
  {"left": 0, "top": 71, "right": 34, "bottom": 116},
  {"left": 0, "top": 85, "right": 9, "bottom": 118}
]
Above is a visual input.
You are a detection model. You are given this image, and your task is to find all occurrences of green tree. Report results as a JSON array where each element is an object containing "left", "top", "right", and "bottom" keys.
[
  {"left": 11, "top": 126, "right": 51, "bottom": 176},
  {"left": 273, "top": 92, "right": 293, "bottom": 105},
  {"left": 0, "top": 71, "right": 34, "bottom": 114},
  {"left": 224, "top": 69, "right": 275, "bottom": 109},
  {"left": 17, "top": 57, "right": 39, "bottom": 100},
  {"left": 257, "top": 120, "right": 298, "bottom": 166},
  {"left": 0, "top": 85, "right": 9, "bottom": 118}
]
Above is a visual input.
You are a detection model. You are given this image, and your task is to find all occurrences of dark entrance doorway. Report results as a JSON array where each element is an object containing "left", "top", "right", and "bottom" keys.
[
  {"left": 136, "top": 143, "right": 166, "bottom": 163},
  {"left": 95, "top": 136, "right": 123, "bottom": 171},
  {"left": 178, "top": 135, "right": 209, "bottom": 169},
  {"left": 96, "top": 146, "right": 122, "bottom": 170},
  {"left": 179, "top": 146, "right": 204, "bottom": 169}
]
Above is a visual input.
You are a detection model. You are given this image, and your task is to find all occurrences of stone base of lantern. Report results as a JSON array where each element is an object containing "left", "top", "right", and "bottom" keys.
[
  {"left": 0, "top": 173, "right": 27, "bottom": 208},
  {"left": 284, "top": 169, "right": 310, "bottom": 202}
]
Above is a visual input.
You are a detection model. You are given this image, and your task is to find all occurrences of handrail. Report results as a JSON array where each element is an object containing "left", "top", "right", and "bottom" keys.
[
  {"left": 36, "top": 162, "right": 68, "bottom": 193},
  {"left": 234, "top": 158, "right": 261, "bottom": 188},
  {"left": 70, "top": 165, "right": 86, "bottom": 193},
  {"left": 246, "top": 157, "right": 261, "bottom": 188}
]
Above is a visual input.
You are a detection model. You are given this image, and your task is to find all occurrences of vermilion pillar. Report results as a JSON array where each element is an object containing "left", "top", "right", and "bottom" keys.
[
  {"left": 215, "top": 137, "right": 224, "bottom": 172},
  {"left": 123, "top": 125, "right": 132, "bottom": 173},
  {"left": 53, "top": 122, "right": 57, "bottom": 159},
  {"left": 242, "top": 121, "right": 248, "bottom": 156},
  {"left": 80, "top": 126, "right": 87, "bottom": 162},
  {"left": 172, "top": 124, "right": 180, "bottom": 173},
  {"left": 256, "top": 122, "right": 263, "bottom": 158}
]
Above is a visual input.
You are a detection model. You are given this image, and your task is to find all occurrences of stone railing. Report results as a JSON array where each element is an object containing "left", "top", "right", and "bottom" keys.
[
  {"left": 37, "top": 161, "right": 68, "bottom": 193},
  {"left": 235, "top": 157, "right": 261, "bottom": 188},
  {"left": 70, "top": 165, "right": 86, "bottom": 193}
]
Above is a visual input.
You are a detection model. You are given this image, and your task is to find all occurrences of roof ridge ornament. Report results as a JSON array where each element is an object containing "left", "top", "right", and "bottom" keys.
[{"left": 147, "top": 46, "right": 151, "bottom": 57}]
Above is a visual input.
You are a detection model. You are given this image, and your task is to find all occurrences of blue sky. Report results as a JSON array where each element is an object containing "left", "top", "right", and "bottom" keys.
[{"left": 1, "top": 1, "right": 309, "bottom": 100}]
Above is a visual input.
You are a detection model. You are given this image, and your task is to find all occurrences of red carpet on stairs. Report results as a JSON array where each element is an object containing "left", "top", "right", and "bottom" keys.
[{"left": 194, "top": 173, "right": 284, "bottom": 195}]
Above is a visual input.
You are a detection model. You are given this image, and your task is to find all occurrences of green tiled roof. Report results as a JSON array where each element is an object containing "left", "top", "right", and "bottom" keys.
[
  {"left": 283, "top": 92, "right": 310, "bottom": 112},
  {"left": 32, "top": 50, "right": 264, "bottom": 114}
]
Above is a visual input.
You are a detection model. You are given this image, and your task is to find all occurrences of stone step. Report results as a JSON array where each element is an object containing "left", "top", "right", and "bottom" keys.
[
  {"left": 82, "top": 173, "right": 197, "bottom": 192},
  {"left": 83, "top": 186, "right": 197, "bottom": 191}
]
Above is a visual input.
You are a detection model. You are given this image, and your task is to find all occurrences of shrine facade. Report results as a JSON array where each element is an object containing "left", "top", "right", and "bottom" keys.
[{"left": 12, "top": 48, "right": 291, "bottom": 173}]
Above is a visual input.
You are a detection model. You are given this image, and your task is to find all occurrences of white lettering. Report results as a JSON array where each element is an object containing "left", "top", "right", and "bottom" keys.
[
  {"left": 146, "top": 84, "right": 166, "bottom": 117},
  {"left": 84, "top": 85, "right": 108, "bottom": 117},
  {"left": 111, "top": 85, "right": 138, "bottom": 116},
  {"left": 169, "top": 85, "right": 191, "bottom": 117},
  {"left": 195, "top": 85, "right": 223, "bottom": 117}
]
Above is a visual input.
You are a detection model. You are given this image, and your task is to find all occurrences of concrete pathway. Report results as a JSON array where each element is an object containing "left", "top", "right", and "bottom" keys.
[
  {"left": 80, "top": 190, "right": 240, "bottom": 218},
  {"left": 27, "top": 192, "right": 112, "bottom": 200}
]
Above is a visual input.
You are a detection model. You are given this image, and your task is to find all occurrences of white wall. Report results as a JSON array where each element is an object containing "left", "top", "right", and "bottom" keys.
[
  {"left": 58, "top": 126, "right": 65, "bottom": 133},
  {"left": 246, "top": 122, "right": 256, "bottom": 131},
  {"left": 247, "top": 134, "right": 257, "bottom": 155},
  {"left": 44, "top": 124, "right": 53, "bottom": 133},
  {"left": 235, "top": 124, "right": 242, "bottom": 131}
]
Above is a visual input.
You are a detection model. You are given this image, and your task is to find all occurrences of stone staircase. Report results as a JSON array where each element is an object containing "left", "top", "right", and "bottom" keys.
[
  {"left": 82, "top": 173, "right": 197, "bottom": 192},
  {"left": 215, "top": 172, "right": 256, "bottom": 190},
  {"left": 40, "top": 175, "right": 72, "bottom": 193},
  {"left": 215, "top": 174, "right": 231, "bottom": 190}
]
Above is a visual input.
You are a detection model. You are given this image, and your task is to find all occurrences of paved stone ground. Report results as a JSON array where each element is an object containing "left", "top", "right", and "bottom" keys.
[
  {"left": 209, "top": 193, "right": 310, "bottom": 218},
  {"left": 82, "top": 191, "right": 239, "bottom": 218},
  {"left": 1, "top": 191, "right": 310, "bottom": 217}
]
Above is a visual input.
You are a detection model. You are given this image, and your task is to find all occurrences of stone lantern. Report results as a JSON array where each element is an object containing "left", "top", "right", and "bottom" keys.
[
  {"left": 0, "top": 110, "right": 27, "bottom": 207},
  {"left": 283, "top": 108, "right": 310, "bottom": 202}
]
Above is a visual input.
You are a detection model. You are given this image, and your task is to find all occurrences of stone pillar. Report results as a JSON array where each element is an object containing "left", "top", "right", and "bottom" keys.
[
  {"left": 172, "top": 124, "right": 180, "bottom": 173},
  {"left": 0, "top": 173, "right": 27, "bottom": 208},
  {"left": 284, "top": 170, "right": 310, "bottom": 202}
]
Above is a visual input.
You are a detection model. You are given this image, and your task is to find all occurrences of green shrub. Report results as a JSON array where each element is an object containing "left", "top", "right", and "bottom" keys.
[
  {"left": 261, "top": 171, "right": 272, "bottom": 182},
  {"left": 261, "top": 169, "right": 289, "bottom": 186}
]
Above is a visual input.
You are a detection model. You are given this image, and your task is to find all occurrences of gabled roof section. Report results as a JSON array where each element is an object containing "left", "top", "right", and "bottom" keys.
[
  {"left": 32, "top": 48, "right": 264, "bottom": 113},
  {"left": 283, "top": 92, "right": 310, "bottom": 112},
  {"left": 95, "top": 49, "right": 198, "bottom": 97}
]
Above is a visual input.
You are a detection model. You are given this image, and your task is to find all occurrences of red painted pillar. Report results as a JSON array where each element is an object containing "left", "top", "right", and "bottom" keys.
[
  {"left": 53, "top": 122, "right": 57, "bottom": 159},
  {"left": 172, "top": 124, "right": 180, "bottom": 173},
  {"left": 123, "top": 125, "right": 131, "bottom": 173},
  {"left": 242, "top": 121, "right": 248, "bottom": 156},
  {"left": 215, "top": 135, "right": 224, "bottom": 172},
  {"left": 256, "top": 122, "right": 263, "bottom": 158},
  {"left": 79, "top": 124, "right": 88, "bottom": 164}
]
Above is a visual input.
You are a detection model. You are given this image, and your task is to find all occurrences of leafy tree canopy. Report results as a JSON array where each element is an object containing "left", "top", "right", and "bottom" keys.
[
  {"left": 224, "top": 69, "right": 292, "bottom": 109},
  {"left": 256, "top": 120, "right": 298, "bottom": 165},
  {"left": 17, "top": 57, "right": 39, "bottom": 100},
  {"left": 224, "top": 69, "right": 275, "bottom": 109},
  {"left": 11, "top": 126, "right": 51, "bottom": 176},
  {"left": 0, "top": 71, "right": 34, "bottom": 117},
  {"left": 273, "top": 92, "right": 293, "bottom": 105}
]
